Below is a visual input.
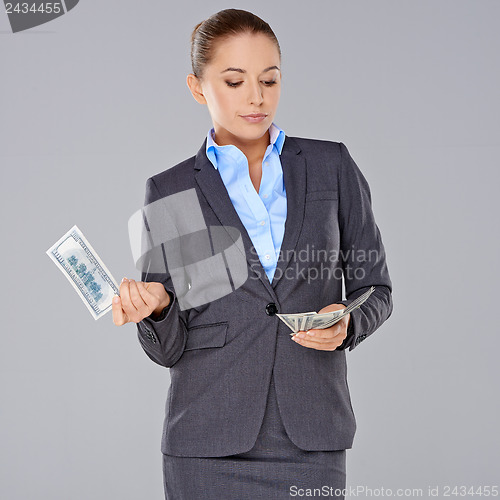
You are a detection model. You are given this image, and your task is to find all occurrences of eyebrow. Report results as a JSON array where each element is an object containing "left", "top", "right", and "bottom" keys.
[{"left": 220, "top": 65, "right": 280, "bottom": 74}]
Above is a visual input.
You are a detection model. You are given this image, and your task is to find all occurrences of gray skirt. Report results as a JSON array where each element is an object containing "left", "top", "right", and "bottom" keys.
[{"left": 162, "top": 373, "right": 347, "bottom": 499}]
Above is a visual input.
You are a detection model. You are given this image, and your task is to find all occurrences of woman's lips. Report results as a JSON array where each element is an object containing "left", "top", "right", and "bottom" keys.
[{"left": 240, "top": 114, "right": 268, "bottom": 123}]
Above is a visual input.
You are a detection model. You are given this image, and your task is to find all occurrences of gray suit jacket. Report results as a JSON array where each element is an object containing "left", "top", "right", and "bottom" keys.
[{"left": 136, "top": 136, "right": 393, "bottom": 457}]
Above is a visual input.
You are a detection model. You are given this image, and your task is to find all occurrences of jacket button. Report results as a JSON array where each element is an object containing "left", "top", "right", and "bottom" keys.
[{"left": 266, "top": 303, "right": 278, "bottom": 316}]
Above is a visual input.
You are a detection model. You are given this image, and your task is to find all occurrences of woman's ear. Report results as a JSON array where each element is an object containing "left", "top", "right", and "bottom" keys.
[{"left": 186, "top": 74, "right": 207, "bottom": 105}]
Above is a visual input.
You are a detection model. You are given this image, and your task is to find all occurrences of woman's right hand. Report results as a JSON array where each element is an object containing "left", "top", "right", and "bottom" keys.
[{"left": 112, "top": 277, "right": 171, "bottom": 326}]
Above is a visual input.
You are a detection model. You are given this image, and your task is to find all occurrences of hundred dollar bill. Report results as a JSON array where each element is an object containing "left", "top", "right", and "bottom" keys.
[
  {"left": 276, "top": 286, "right": 375, "bottom": 334},
  {"left": 46, "top": 225, "right": 120, "bottom": 320}
]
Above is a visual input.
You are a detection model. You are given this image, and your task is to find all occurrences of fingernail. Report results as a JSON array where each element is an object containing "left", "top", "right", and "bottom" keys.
[
  {"left": 113, "top": 296, "right": 119, "bottom": 303},
  {"left": 306, "top": 330, "right": 315, "bottom": 336}
]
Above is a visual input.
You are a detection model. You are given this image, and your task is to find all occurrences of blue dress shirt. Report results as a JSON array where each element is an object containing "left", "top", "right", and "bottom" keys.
[{"left": 206, "top": 122, "right": 287, "bottom": 283}]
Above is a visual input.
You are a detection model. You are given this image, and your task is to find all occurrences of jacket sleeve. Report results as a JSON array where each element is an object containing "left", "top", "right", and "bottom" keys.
[
  {"left": 136, "top": 177, "right": 188, "bottom": 368},
  {"left": 335, "top": 142, "right": 393, "bottom": 351}
]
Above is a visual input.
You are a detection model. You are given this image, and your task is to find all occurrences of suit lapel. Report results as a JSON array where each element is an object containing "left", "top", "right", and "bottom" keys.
[
  {"left": 193, "top": 135, "right": 306, "bottom": 298},
  {"left": 271, "top": 141, "right": 306, "bottom": 289}
]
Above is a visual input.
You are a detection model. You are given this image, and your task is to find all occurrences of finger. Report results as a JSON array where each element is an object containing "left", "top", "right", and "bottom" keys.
[
  {"left": 127, "top": 279, "right": 148, "bottom": 310},
  {"left": 112, "top": 295, "right": 127, "bottom": 326},
  {"left": 120, "top": 279, "right": 139, "bottom": 321},
  {"left": 292, "top": 335, "right": 340, "bottom": 351},
  {"left": 302, "top": 333, "right": 335, "bottom": 346},
  {"left": 301, "top": 327, "right": 341, "bottom": 340},
  {"left": 292, "top": 330, "right": 343, "bottom": 350},
  {"left": 314, "top": 325, "right": 348, "bottom": 343},
  {"left": 128, "top": 279, "right": 160, "bottom": 320},
  {"left": 292, "top": 332, "right": 331, "bottom": 345},
  {"left": 135, "top": 280, "right": 161, "bottom": 309},
  {"left": 301, "top": 328, "right": 327, "bottom": 338},
  {"left": 292, "top": 334, "right": 337, "bottom": 350}
]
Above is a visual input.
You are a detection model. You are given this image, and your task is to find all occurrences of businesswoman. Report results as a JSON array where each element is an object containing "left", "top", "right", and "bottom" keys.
[{"left": 113, "top": 8, "right": 393, "bottom": 500}]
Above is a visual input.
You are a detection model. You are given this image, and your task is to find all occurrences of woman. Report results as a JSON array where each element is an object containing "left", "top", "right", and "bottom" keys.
[{"left": 113, "top": 8, "right": 393, "bottom": 500}]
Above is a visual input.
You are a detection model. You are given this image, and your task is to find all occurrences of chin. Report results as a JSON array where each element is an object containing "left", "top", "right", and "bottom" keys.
[
  {"left": 239, "top": 121, "right": 271, "bottom": 134},
  {"left": 240, "top": 130, "right": 268, "bottom": 141}
]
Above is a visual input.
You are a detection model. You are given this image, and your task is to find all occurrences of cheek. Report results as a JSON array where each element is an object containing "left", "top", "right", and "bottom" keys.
[
  {"left": 212, "top": 89, "right": 237, "bottom": 114},
  {"left": 268, "top": 86, "right": 281, "bottom": 104}
]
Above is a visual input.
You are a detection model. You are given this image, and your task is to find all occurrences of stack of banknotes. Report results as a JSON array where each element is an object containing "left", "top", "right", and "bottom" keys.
[{"left": 276, "top": 286, "right": 375, "bottom": 334}]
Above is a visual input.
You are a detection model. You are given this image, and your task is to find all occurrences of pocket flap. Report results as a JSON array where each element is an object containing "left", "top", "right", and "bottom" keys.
[{"left": 184, "top": 322, "right": 228, "bottom": 351}]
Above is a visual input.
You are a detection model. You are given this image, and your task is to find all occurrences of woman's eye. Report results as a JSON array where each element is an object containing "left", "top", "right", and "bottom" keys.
[{"left": 225, "top": 81, "right": 277, "bottom": 88}]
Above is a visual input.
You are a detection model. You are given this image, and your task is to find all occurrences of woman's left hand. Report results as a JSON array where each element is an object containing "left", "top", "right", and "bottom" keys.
[{"left": 291, "top": 303, "right": 350, "bottom": 351}]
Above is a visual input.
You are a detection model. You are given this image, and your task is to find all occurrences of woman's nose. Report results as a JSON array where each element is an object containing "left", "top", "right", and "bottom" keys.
[{"left": 248, "top": 82, "right": 264, "bottom": 105}]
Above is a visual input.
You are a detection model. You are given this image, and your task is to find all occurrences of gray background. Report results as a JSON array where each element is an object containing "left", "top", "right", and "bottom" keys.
[{"left": 1, "top": 1, "right": 498, "bottom": 498}]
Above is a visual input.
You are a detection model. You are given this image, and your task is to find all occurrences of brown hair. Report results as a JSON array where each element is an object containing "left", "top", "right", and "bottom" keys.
[{"left": 190, "top": 9, "right": 281, "bottom": 81}]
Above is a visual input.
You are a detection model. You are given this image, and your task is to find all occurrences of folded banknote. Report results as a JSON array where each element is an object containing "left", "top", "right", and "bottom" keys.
[{"left": 46, "top": 225, "right": 120, "bottom": 320}]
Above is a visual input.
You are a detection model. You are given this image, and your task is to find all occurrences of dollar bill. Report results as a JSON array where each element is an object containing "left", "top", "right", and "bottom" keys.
[
  {"left": 276, "top": 286, "right": 375, "bottom": 334},
  {"left": 46, "top": 225, "right": 120, "bottom": 320}
]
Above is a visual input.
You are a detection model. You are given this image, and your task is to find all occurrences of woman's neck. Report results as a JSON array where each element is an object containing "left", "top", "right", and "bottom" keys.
[{"left": 214, "top": 127, "right": 270, "bottom": 166}]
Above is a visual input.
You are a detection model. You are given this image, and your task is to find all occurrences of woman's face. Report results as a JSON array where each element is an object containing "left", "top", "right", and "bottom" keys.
[{"left": 187, "top": 32, "right": 281, "bottom": 145}]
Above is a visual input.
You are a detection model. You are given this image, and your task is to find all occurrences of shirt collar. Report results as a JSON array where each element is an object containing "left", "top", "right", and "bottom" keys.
[{"left": 205, "top": 122, "right": 286, "bottom": 170}]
